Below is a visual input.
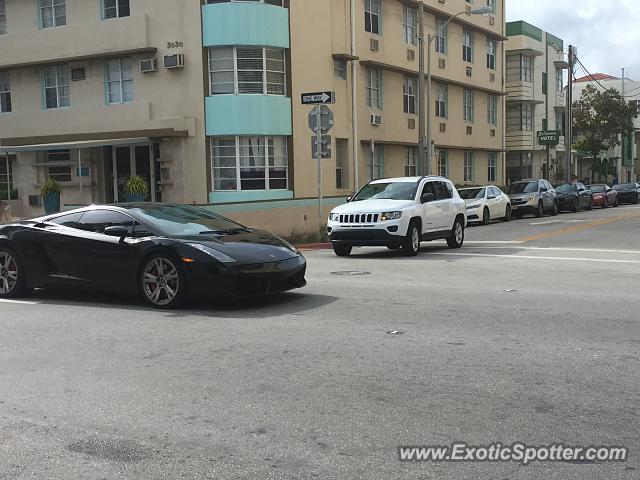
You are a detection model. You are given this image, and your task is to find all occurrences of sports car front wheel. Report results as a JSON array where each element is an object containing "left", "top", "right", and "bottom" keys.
[
  {"left": 140, "top": 254, "right": 185, "bottom": 309},
  {"left": 0, "top": 248, "right": 26, "bottom": 299}
]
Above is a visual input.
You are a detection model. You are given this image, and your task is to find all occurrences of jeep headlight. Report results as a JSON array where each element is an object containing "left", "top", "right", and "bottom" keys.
[
  {"left": 380, "top": 211, "right": 402, "bottom": 221},
  {"left": 329, "top": 213, "right": 340, "bottom": 221}
]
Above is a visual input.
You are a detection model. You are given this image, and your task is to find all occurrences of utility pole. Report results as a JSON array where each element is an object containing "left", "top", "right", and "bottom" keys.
[
  {"left": 565, "top": 45, "right": 574, "bottom": 184},
  {"left": 417, "top": 3, "right": 426, "bottom": 176}
]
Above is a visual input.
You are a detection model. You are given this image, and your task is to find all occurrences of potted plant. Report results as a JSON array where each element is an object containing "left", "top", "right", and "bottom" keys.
[
  {"left": 41, "top": 178, "right": 62, "bottom": 214},
  {"left": 125, "top": 176, "right": 149, "bottom": 202}
]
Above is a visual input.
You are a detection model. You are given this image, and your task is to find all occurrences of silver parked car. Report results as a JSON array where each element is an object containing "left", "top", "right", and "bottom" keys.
[{"left": 506, "top": 179, "right": 558, "bottom": 218}]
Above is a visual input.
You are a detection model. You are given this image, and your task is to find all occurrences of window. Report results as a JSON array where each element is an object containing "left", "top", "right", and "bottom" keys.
[
  {"left": 48, "top": 212, "right": 84, "bottom": 229},
  {"left": 103, "top": 0, "right": 130, "bottom": 19},
  {"left": 0, "top": 155, "right": 13, "bottom": 193},
  {"left": 435, "top": 83, "right": 447, "bottom": 118},
  {"left": 46, "top": 150, "right": 72, "bottom": 182},
  {"left": 556, "top": 68, "right": 563, "bottom": 91},
  {"left": 435, "top": 181, "right": 452, "bottom": 200},
  {"left": 464, "top": 151, "right": 474, "bottom": 182},
  {"left": 520, "top": 55, "right": 532, "bottom": 82},
  {"left": 39, "top": 0, "right": 66, "bottom": 29},
  {"left": 0, "top": 71, "right": 10, "bottom": 113},
  {"left": 403, "top": 77, "right": 416, "bottom": 114},
  {"left": 435, "top": 18, "right": 447, "bottom": 54},
  {"left": 336, "top": 139, "right": 349, "bottom": 189},
  {"left": 487, "top": 0, "right": 496, "bottom": 14},
  {"left": 77, "top": 210, "right": 135, "bottom": 234},
  {"left": 208, "top": 47, "right": 286, "bottom": 95},
  {"left": 0, "top": 0, "right": 6, "bottom": 35},
  {"left": 405, "top": 147, "right": 417, "bottom": 176},
  {"left": 366, "top": 66, "right": 383, "bottom": 109},
  {"left": 488, "top": 152, "right": 497, "bottom": 182},
  {"left": 334, "top": 59, "right": 347, "bottom": 80},
  {"left": 487, "top": 94, "right": 497, "bottom": 125},
  {"left": 207, "top": 0, "right": 284, "bottom": 4},
  {"left": 520, "top": 103, "right": 533, "bottom": 131},
  {"left": 556, "top": 110, "right": 565, "bottom": 136},
  {"left": 368, "top": 145, "right": 383, "bottom": 181},
  {"left": 487, "top": 39, "right": 496, "bottom": 70},
  {"left": 463, "top": 89, "right": 474, "bottom": 122},
  {"left": 44, "top": 65, "right": 70, "bottom": 109},
  {"left": 106, "top": 58, "right": 134, "bottom": 104},
  {"left": 211, "top": 136, "right": 288, "bottom": 191},
  {"left": 364, "top": 0, "right": 380, "bottom": 35},
  {"left": 436, "top": 150, "right": 448, "bottom": 178},
  {"left": 403, "top": 5, "right": 417, "bottom": 46},
  {"left": 463, "top": 30, "right": 473, "bottom": 63}
]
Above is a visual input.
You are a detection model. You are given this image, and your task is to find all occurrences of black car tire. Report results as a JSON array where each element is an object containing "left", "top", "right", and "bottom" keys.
[
  {"left": 333, "top": 243, "right": 352, "bottom": 257},
  {"left": 0, "top": 247, "right": 26, "bottom": 299},
  {"left": 402, "top": 221, "right": 421, "bottom": 257},
  {"left": 614, "top": 198, "right": 620, "bottom": 208},
  {"left": 446, "top": 218, "right": 465, "bottom": 249},
  {"left": 551, "top": 201, "right": 559, "bottom": 216},
  {"left": 503, "top": 205, "right": 512, "bottom": 222},
  {"left": 535, "top": 201, "right": 544, "bottom": 218},
  {"left": 482, "top": 207, "right": 491, "bottom": 226},
  {"left": 571, "top": 199, "right": 579, "bottom": 213},
  {"left": 634, "top": 195, "right": 639, "bottom": 205},
  {"left": 603, "top": 199, "right": 608, "bottom": 209},
  {"left": 587, "top": 200, "right": 593, "bottom": 210},
  {"left": 139, "top": 254, "right": 186, "bottom": 309}
]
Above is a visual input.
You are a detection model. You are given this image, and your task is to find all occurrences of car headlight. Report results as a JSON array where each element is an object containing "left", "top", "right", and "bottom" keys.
[
  {"left": 329, "top": 213, "right": 340, "bottom": 221},
  {"left": 380, "top": 211, "right": 402, "bottom": 221},
  {"left": 527, "top": 195, "right": 536, "bottom": 202},
  {"left": 467, "top": 204, "right": 481, "bottom": 209},
  {"left": 188, "top": 243, "right": 237, "bottom": 263}
]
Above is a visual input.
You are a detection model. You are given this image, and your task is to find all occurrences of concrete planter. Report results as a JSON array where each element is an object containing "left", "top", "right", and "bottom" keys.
[{"left": 43, "top": 193, "right": 61, "bottom": 214}]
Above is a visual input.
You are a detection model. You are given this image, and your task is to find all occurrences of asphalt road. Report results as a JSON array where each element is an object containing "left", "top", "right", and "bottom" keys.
[{"left": 1, "top": 205, "right": 639, "bottom": 479}]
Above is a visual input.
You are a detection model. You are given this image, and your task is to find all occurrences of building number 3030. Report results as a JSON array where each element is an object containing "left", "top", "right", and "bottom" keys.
[{"left": 167, "top": 41, "right": 184, "bottom": 49}]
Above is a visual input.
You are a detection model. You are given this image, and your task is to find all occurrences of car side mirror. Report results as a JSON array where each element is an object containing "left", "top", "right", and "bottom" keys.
[
  {"left": 104, "top": 226, "right": 130, "bottom": 242},
  {"left": 421, "top": 192, "right": 436, "bottom": 203},
  {"left": 346, "top": 196, "right": 352, "bottom": 203}
]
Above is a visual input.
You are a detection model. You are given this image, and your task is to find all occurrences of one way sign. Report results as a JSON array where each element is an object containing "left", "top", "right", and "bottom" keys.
[{"left": 301, "top": 91, "right": 335, "bottom": 105}]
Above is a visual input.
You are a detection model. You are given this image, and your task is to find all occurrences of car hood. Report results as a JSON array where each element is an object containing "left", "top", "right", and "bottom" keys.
[
  {"left": 332, "top": 199, "right": 415, "bottom": 213},
  {"left": 508, "top": 193, "right": 535, "bottom": 201},
  {"left": 178, "top": 230, "right": 299, "bottom": 264},
  {"left": 555, "top": 192, "right": 575, "bottom": 198}
]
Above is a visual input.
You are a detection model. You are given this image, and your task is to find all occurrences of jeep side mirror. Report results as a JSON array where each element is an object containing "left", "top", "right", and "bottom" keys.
[
  {"left": 421, "top": 192, "right": 436, "bottom": 203},
  {"left": 346, "top": 196, "right": 352, "bottom": 203}
]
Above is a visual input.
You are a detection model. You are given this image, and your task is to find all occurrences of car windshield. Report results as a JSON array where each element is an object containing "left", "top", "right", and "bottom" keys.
[
  {"left": 351, "top": 182, "right": 418, "bottom": 202},
  {"left": 556, "top": 184, "right": 576, "bottom": 193},
  {"left": 507, "top": 182, "right": 538, "bottom": 194},
  {"left": 125, "top": 204, "right": 249, "bottom": 237},
  {"left": 459, "top": 188, "right": 486, "bottom": 200},
  {"left": 613, "top": 183, "right": 635, "bottom": 190},
  {"left": 590, "top": 185, "right": 606, "bottom": 193}
]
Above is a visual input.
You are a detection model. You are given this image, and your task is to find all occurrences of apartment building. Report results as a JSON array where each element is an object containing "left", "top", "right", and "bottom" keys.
[
  {"left": 0, "top": 0, "right": 506, "bottom": 237},
  {"left": 504, "top": 21, "right": 569, "bottom": 183}
]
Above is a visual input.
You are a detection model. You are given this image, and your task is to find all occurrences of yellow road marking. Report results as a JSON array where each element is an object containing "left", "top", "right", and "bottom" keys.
[{"left": 519, "top": 213, "right": 640, "bottom": 243}]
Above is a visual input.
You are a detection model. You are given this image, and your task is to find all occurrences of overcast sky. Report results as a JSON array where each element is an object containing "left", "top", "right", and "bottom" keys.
[{"left": 506, "top": 0, "right": 637, "bottom": 80}]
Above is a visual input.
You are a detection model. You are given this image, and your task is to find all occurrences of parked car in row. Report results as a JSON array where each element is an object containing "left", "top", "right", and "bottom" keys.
[
  {"left": 506, "top": 179, "right": 558, "bottom": 218},
  {"left": 327, "top": 176, "right": 467, "bottom": 257},
  {"left": 458, "top": 186, "right": 511, "bottom": 225},
  {"left": 612, "top": 183, "right": 640, "bottom": 205},
  {"left": 590, "top": 184, "right": 619, "bottom": 209},
  {"left": 555, "top": 183, "right": 593, "bottom": 212}
]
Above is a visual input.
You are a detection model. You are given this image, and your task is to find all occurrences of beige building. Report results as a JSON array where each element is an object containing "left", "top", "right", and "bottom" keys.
[
  {"left": 504, "top": 21, "right": 570, "bottom": 183},
  {"left": 0, "top": 0, "right": 506, "bottom": 237}
]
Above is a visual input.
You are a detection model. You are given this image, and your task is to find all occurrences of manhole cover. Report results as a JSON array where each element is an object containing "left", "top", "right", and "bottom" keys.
[{"left": 330, "top": 271, "right": 371, "bottom": 276}]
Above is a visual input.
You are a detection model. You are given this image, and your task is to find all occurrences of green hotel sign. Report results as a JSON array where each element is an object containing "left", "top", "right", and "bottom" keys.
[{"left": 537, "top": 130, "right": 560, "bottom": 146}]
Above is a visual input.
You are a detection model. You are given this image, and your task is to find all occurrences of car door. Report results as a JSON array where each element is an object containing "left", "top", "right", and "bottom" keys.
[
  {"left": 419, "top": 181, "right": 442, "bottom": 234},
  {"left": 576, "top": 183, "right": 589, "bottom": 208},
  {"left": 545, "top": 181, "right": 556, "bottom": 209},
  {"left": 433, "top": 181, "right": 453, "bottom": 230},
  {"left": 486, "top": 187, "right": 500, "bottom": 218},
  {"left": 67, "top": 210, "right": 143, "bottom": 293}
]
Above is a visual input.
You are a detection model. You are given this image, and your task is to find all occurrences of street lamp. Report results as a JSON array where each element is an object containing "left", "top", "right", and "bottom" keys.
[{"left": 419, "top": 5, "right": 494, "bottom": 176}]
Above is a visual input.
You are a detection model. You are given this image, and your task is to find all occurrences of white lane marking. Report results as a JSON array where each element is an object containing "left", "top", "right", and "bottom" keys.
[
  {"left": 529, "top": 220, "right": 563, "bottom": 226},
  {"left": 565, "top": 220, "right": 591, "bottom": 223},
  {"left": 0, "top": 299, "right": 38, "bottom": 305},
  {"left": 430, "top": 252, "right": 640, "bottom": 264},
  {"left": 466, "top": 246, "right": 640, "bottom": 255}
]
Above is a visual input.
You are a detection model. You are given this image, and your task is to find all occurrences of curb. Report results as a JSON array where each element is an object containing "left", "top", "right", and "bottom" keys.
[{"left": 296, "top": 242, "right": 332, "bottom": 251}]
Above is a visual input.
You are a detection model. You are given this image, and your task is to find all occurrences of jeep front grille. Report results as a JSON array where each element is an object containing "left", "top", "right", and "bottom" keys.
[{"left": 338, "top": 213, "right": 379, "bottom": 224}]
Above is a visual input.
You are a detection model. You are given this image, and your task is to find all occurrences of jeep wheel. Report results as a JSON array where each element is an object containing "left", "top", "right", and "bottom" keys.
[
  {"left": 402, "top": 222, "right": 420, "bottom": 257},
  {"left": 446, "top": 218, "right": 465, "bottom": 249},
  {"left": 333, "top": 244, "right": 352, "bottom": 257}
]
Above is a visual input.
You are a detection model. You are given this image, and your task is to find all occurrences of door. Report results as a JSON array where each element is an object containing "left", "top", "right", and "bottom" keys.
[
  {"left": 418, "top": 181, "right": 442, "bottom": 234},
  {"left": 487, "top": 187, "right": 502, "bottom": 217},
  {"left": 433, "top": 181, "right": 453, "bottom": 230},
  {"left": 577, "top": 183, "right": 589, "bottom": 208}
]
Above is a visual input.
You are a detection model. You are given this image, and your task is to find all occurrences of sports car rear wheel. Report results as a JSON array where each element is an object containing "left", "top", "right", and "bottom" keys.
[
  {"left": 0, "top": 248, "right": 25, "bottom": 299},
  {"left": 140, "top": 255, "right": 185, "bottom": 309}
]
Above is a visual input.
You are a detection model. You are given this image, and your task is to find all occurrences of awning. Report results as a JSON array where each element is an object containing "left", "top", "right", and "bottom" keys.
[{"left": 0, "top": 137, "right": 152, "bottom": 154}]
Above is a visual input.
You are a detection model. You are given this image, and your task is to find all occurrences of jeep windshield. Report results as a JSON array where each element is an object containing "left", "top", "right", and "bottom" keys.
[
  {"left": 351, "top": 182, "right": 419, "bottom": 202},
  {"left": 507, "top": 182, "right": 538, "bottom": 194}
]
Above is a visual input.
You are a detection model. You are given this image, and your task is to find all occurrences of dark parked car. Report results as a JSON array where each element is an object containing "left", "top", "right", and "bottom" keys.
[
  {"left": 0, "top": 204, "right": 307, "bottom": 308},
  {"left": 555, "top": 183, "right": 593, "bottom": 212},
  {"left": 590, "top": 184, "right": 618, "bottom": 209},
  {"left": 506, "top": 179, "right": 558, "bottom": 218},
  {"left": 612, "top": 183, "right": 640, "bottom": 204}
]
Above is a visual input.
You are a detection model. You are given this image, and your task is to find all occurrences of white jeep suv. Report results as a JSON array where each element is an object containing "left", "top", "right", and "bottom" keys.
[{"left": 327, "top": 176, "right": 467, "bottom": 256}]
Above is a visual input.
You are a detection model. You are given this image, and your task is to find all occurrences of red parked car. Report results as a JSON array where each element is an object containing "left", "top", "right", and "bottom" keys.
[{"left": 589, "top": 184, "right": 618, "bottom": 208}]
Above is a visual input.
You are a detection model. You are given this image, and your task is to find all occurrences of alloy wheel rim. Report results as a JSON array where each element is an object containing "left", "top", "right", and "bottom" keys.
[
  {"left": 0, "top": 252, "right": 18, "bottom": 295},
  {"left": 411, "top": 228, "right": 419, "bottom": 251},
  {"left": 455, "top": 223, "right": 463, "bottom": 244},
  {"left": 143, "top": 258, "right": 179, "bottom": 306}
]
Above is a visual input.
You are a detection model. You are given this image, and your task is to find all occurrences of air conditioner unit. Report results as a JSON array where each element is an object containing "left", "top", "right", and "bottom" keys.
[
  {"left": 439, "top": 58, "right": 446, "bottom": 69},
  {"left": 163, "top": 54, "right": 184, "bottom": 69},
  {"left": 407, "top": 49, "right": 415, "bottom": 61},
  {"left": 408, "top": 118, "right": 416, "bottom": 129},
  {"left": 370, "top": 113, "right": 382, "bottom": 126},
  {"left": 489, "top": 72, "right": 496, "bottom": 83},
  {"left": 140, "top": 58, "right": 159, "bottom": 73},
  {"left": 466, "top": 126, "right": 473, "bottom": 135},
  {"left": 489, "top": 16, "right": 495, "bottom": 26},
  {"left": 439, "top": 123, "right": 446, "bottom": 133},
  {"left": 438, "top": 0, "right": 445, "bottom": 3},
  {"left": 370, "top": 38, "right": 379, "bottom": 52},
  {"left": 466, "top": 66, "right": 472, "bottom": 77},
  {"left": 71, "top": 68, "right": 86, "bottom": 81}
]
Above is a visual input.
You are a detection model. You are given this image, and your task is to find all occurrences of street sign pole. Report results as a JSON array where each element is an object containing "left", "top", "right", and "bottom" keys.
[{"left": 315, "top": 106, "right": 323, "bottom": 235}]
